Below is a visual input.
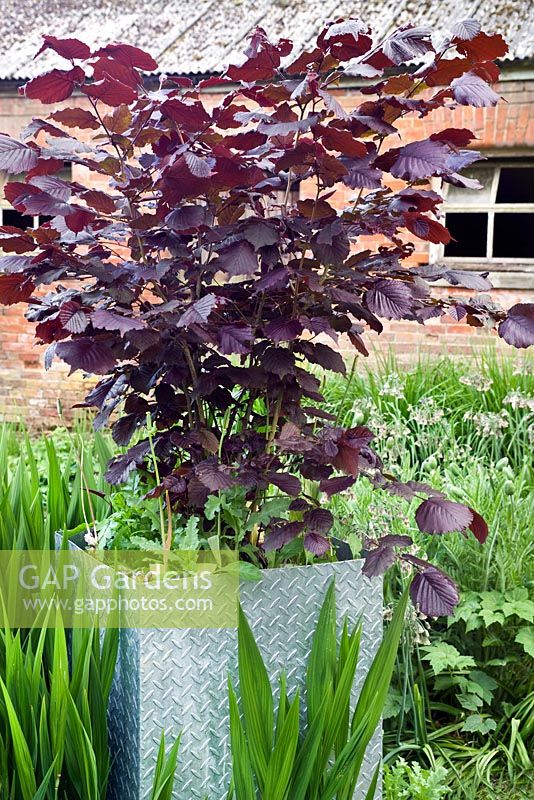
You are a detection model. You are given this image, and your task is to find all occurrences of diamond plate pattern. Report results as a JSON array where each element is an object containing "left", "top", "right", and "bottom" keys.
[{"left": 106, "top": 560, "right": 383, "bottom": 800}]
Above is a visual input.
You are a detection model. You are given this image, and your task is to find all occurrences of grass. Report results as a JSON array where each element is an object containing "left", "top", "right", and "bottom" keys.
[
  {"left": 0, "top": 422, "right": 114, "bottom": 549},
  {"left": 323, "top": 349, "right": 534, "bottom": 471}
]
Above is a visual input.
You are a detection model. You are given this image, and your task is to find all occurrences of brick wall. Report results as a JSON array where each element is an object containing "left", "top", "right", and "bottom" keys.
[{"left": 0, "top": 72, "right": 533, "bottom": 423}]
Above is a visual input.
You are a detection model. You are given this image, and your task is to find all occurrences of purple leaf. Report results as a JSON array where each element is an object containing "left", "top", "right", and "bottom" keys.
[
  {"left": 391, "top": 140, "right": 451, "bottom": 180},
  {"left": 415, "top": 497, "right": 473, "bottom": 534},
  {"left": 444, "top": 148, "right": 483, "bottom": 173},
  {"left": 162, "top": 99, "right": 212, "bottom": 130},
  {"left": 405, "top": 481, "right": 445, "bottom": 498},
  {"left": 448, "top": 305, "right": 468, "bottom": 322},
  {"left": 30, "top": 175, "right": 72, "bottom": 201},
  {"left": 498, "top": 304, "right": 534, "bottom": 349},
  {"left": 442, "top": 270, "right": 492, "bottom": 291},
  {"left": 56, "top": 338, "right": 116, "bottom": 375},
  {"left": 216, "top": 242, "right": 258, "bottom": 277},
  {"left": 342, "top": 152, "right": 383, "bottom": 189},
  {"left": 36, "top": 35, "right": 91, "bottom": 61},
  {"left": 451, "top": 19, "right": 481, "bottom": 41},
  {"left": 362, "top": 546, "right": 396, "bottom": 577},
  {"left": 183, "top": 151, "right": 213, "bottom": 178},
  {"left": 410, "top": 568, "right": 459, "bottom": 616},
  {"left": 323, "top": 19, "right": 369, "bottom": 43},
  {"left": 319, "top": 475, "right": 356, "bottom": 497},
  {"left": 299, "top": 341, "right": 346, "bottom": 373},
  {"left": 265, "top": 318, "right": 303, "bottom": 343},
  {"left": 382, "top": 481, "right": 418, "bottom": 500},
  {"left": 96, "top": 42, "right": 158, "bottom": 71},
  {"left": 379, "top": 534, "right": 414, "bottom": 547},
  {"left": 366, "top": 279, "right": 413, "bottom": 320},
  {"left": 218, "top": 324, "right": 253, "bottom": 355},
  {"left": 92, "top": 309, "right": 146, "bottom": 336},
  {"left": 312, "top": 232, "right": 350, "bottom": 266},
  {"left": 195, "top": 459, "right": 236, "bottom": 491},
  {"left": 50, "top": 107, "right": 99, "bottom": 130},
  {"left": 263, "top": 521, "right": 304, "bottom": 551},
  {"left": 276, "top": 421, "right": 311, "bottom": 453},
  {"left": 111, "top": 414, "right": 140, "bottom": 446},
  {"left": 268, "top": 471, "right": 301, "bottom": 496},
  {"left": 258, "top": 115, "right": 319, "bottom": 137},
  {"left": 0, "top": 135, "right": 39, "bottom": 173},
  {"left": 105, "top": 440, "right": 151, "bottom": 485},
  {"left": 83, "top": 77, "right": 137, "bottom": 107},
  {"left": 177, "top": 294, "right": 218, "bottom": 328},
  {"left": 303, "top": 532, "right": 331, "bottom": 556},
  {"left": 468, "top": 507, "right": 489, "bottom": 544},
  {"left": 0, "top": 274, "right": 35, "bottom": 305},
  {"left": 262, "top": 347, "right": 295, "bottom": 376},
  {"left": 451, "top": 72, "right": 500, "bottom": 107},
  {"left": 0, "top": 255, "right": 33, "bottom": 274},
  {"left": 166, "top": 205, "right": 208, "bottom": 231},
  {"left": 404, "top": 214, "right": 451, "bottom": 244},
  {"left": 59, "top": 301, "right": 89, "bottom": 334},
  {"left": 243, "top": 220, "right": 279, "bottom": 249},
  {"left": 303, "top": 507, "right": 334, "bottom": 534},
  {"left": 382, "top": 26, "right": 433, "bottom": 64},
  {"left": 22, "top": 67, "right": 84, "bottom": 104},
  {"left": 254, "top": 268, "right": 290, "bottom": 292}
]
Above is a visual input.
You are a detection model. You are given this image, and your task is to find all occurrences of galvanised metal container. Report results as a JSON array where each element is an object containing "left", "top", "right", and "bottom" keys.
[{"left": 105, "top": 559, "right": 383, "bottom": 800}]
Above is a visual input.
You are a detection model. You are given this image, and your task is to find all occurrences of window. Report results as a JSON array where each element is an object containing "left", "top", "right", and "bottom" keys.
[
  {"left": 0, "top": 163, "right": 72, "bottom": 231},
  {"left": 435, "top": 161, "right": 534, "bottom": 264}
]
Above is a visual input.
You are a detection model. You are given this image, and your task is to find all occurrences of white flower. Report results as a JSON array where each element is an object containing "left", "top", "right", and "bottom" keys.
[
  {"left": 470, "top": 411, "right": 509, "bottom": 435},
  {"left": 84, "top": 530, "right": 99, "bottom": 547},
  {"left": 380, "top": 374, "right": 405, "bottom": 398},
  {"left": 459, "top": 373, "right": 493, "bottom": 392},
  {"left": 503, "top": 391, "right": 534, "bottom": 412}
]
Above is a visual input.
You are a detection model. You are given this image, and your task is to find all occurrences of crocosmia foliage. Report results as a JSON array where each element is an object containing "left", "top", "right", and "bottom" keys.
[{"left": 1, "top": 20, "right": 532, "bottom": 615}]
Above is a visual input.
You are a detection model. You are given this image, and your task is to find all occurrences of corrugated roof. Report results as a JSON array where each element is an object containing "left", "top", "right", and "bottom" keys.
[{"left": 0, "top": 0, "right": 532, "bottom": 81}]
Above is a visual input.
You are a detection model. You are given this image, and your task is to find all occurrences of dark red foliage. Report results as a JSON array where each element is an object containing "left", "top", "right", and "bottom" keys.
[{"left": 2, "top": 21, "right": 532, "bottom": 614}]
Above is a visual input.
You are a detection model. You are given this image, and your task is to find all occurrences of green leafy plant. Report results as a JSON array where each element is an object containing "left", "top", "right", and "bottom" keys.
[
  {"left": 150, "top": 731, "right": 181, "bottom": 800},
  {"left": 0, "top": 423, "right": 114, "bottom": 549},
  {"left": 227, "top": 578, "right": 408, "bottom": 800},
  {"left": 384, "top": 758, "right": 449, "bottom": 800},
  {"left": 0, "top": 612, "right": 118, "bottom": 800}
]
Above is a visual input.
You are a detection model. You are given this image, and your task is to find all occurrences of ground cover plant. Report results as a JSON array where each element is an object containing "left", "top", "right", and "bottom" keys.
[{"left": 1, "top": 20, "right": 534, "bottom": 616}]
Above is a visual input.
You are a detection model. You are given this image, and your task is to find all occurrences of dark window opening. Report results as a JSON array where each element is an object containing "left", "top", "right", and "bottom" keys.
[
  {"left": 1, "top": 209, "right": 34, "bottom": 229},
  {"left": 493, "top": 214, "right": 534, "bottom": 259},
  {"left": 496, "top": 167, "right": 534, "bottom": 204},
  {"left": 444, "top": 213, "right": 487, "bottom": 258}
]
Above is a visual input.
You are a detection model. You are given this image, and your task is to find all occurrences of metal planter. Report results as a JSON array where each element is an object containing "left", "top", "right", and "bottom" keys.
[{"left": 106, "top": 559, "right": 383, "bottom": 800}]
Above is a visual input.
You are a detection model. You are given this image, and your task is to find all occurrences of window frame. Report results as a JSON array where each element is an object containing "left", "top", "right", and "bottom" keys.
[
  {"left": 0, "top": 163, "right": 73, "bottom": 232},
  {"left": 0, "top": 208, "right": 42, "bottom": 229},
  {"left": 430, "top": 159, "right": 534, "bottom": 267}
]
